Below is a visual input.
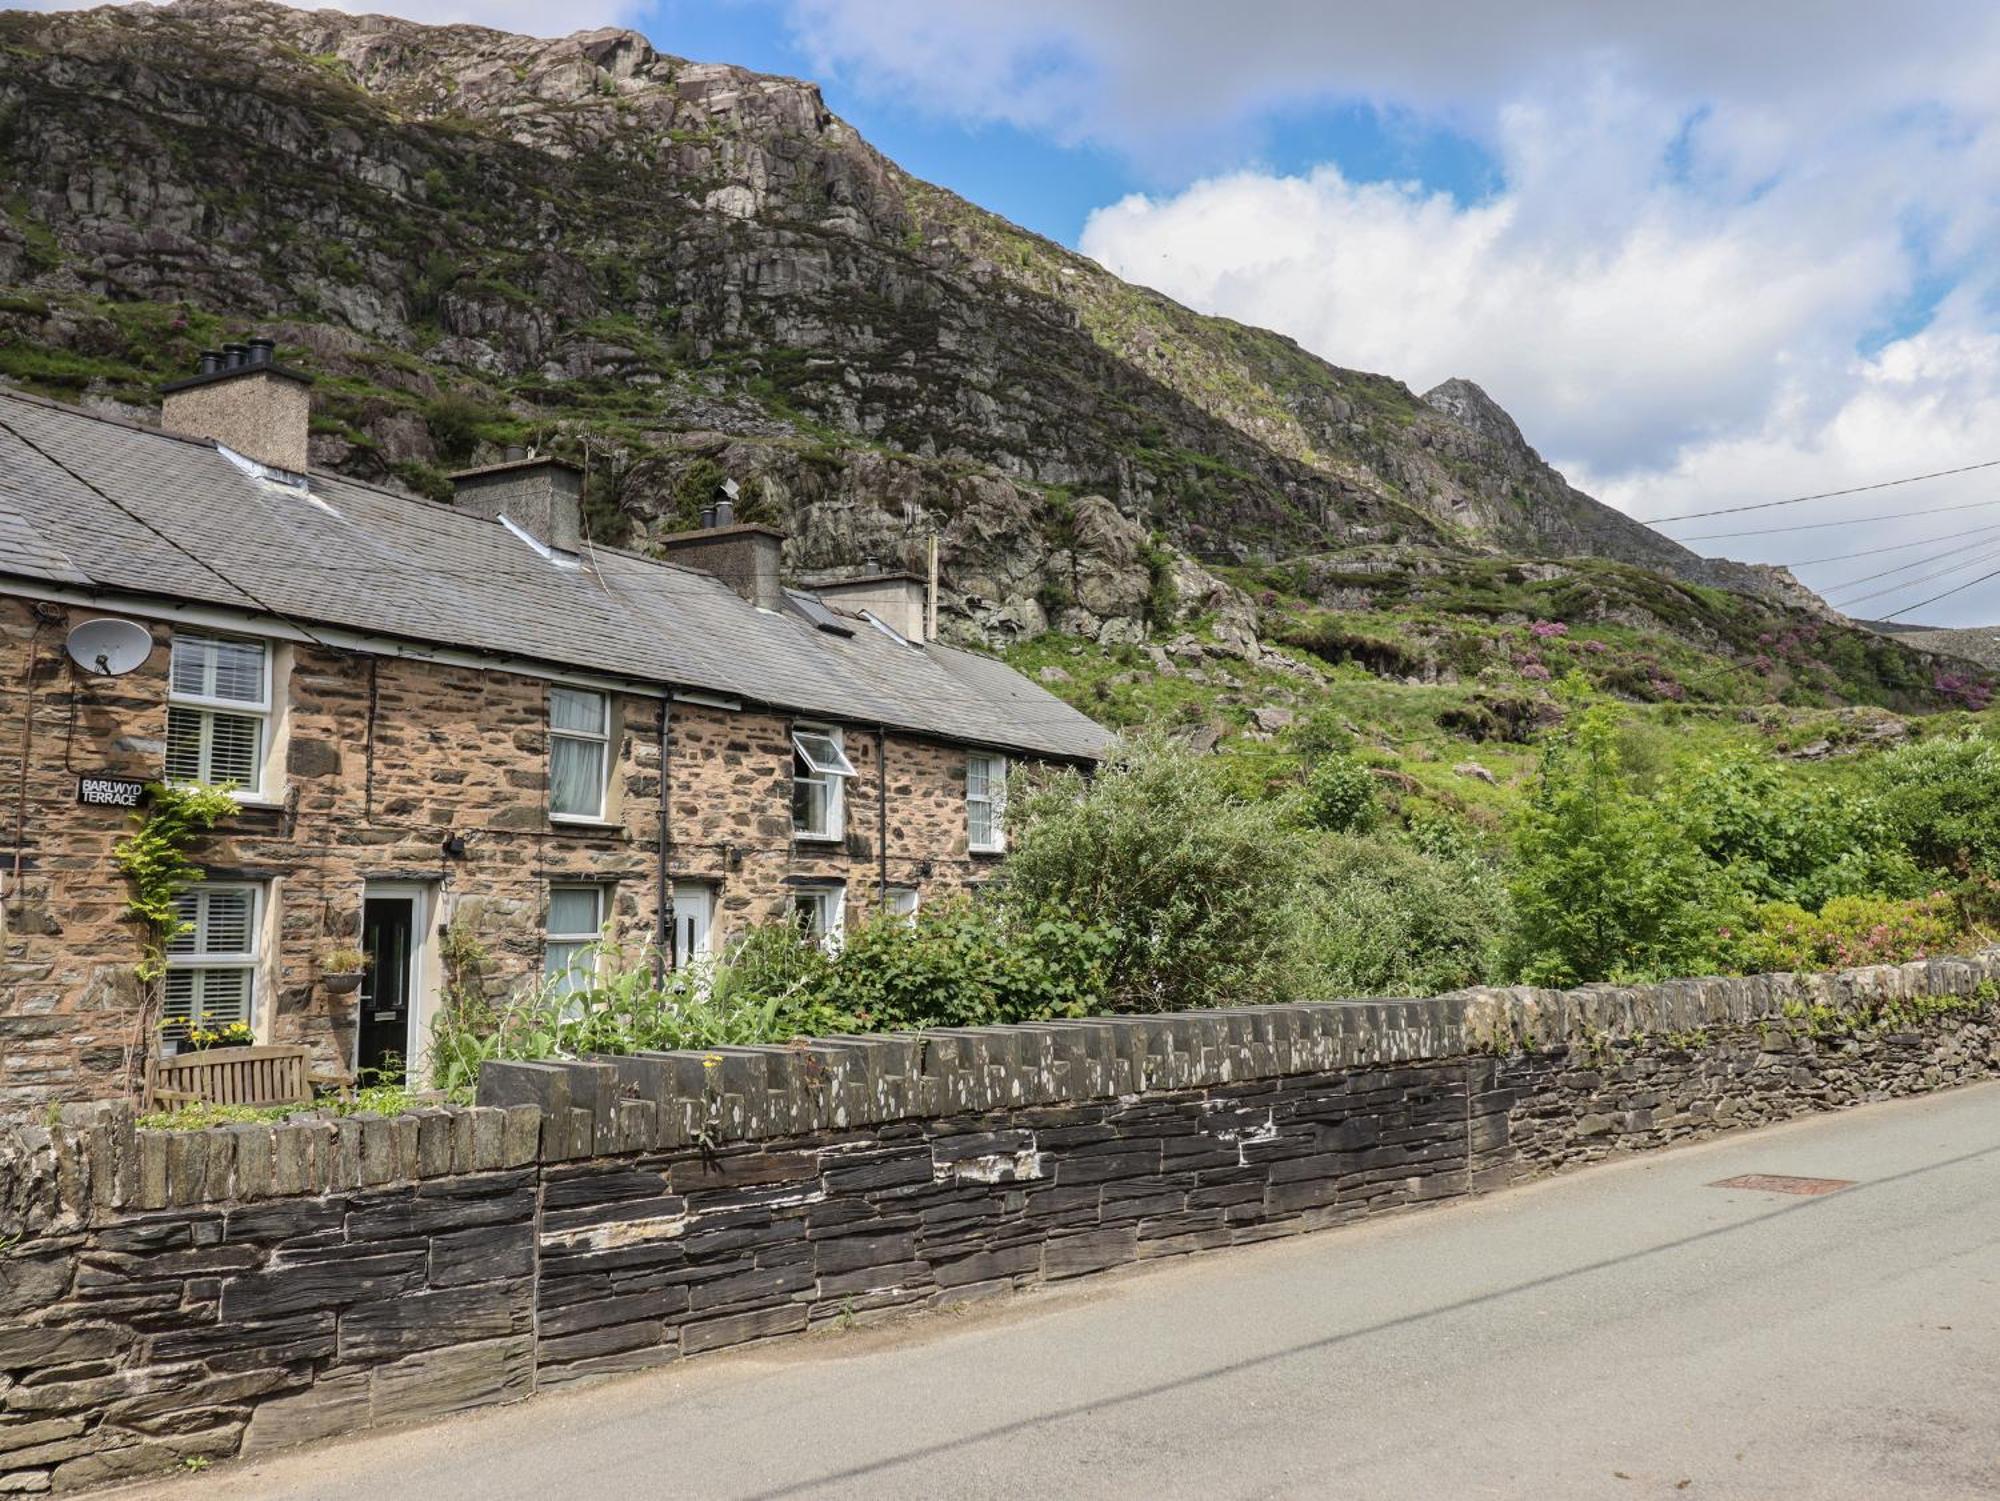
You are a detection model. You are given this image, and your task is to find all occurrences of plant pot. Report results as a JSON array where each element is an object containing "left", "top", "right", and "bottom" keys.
[{"left": 321, "top": 971, "right": 365, "bottom": 994}]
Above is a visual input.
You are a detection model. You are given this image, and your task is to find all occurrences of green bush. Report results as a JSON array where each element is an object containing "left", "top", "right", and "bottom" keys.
[
  {"left": 1279, "top": 834, "right": 1505, "bottom": 997},
  {"left": 1673, "top": 751, "right": 1919, "bottom": 907},
  {"left": 999, "top": 735, "right": 1312, "bottom": 1011},
  {"left": 1868, "top": 732, "right": 2000, "bottom": 880},
  {"left": 1501, "top": 694, "right": 1732, "bottom": 985},
  {"left": 1300, "top": 754, "right": 1379, "bottom": 833},
  {"left": 1722, "top": 892, "right": 1961, "bottom": 973},
  {"left": 817, "top": 899, "right": 1114, "bottom": 1030}
]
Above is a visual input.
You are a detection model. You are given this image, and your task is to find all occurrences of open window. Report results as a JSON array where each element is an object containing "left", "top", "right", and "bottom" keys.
[{"left": 791, "top": 726, "right": 855, "bottom": 841}]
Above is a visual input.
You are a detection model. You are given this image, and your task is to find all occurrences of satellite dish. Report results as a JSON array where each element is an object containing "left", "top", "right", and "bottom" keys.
[{"left": 65, "top": 618, "right": 155, "bottom": 677}]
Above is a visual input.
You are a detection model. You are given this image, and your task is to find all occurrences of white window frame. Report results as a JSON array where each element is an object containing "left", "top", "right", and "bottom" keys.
[
  {"left": 166, "top": 632, "right": 271, "bottom": 796},
  {"left": 669, "top": 880, "right": 717, "bottom": 968},
  {"left": 791, "top": 725, "right": 855, "bottom": 842},
  {"left": 967, "top": 752, "right": 1008, "bottom": 853},
  {"left": 883, "top": 885, "right": 920, "bottom": 922},
  {"left": 162, "top": 881, "right": 262, "bottom": 1045},
  {"left": 789, "top": 884, "right": 845, "bottom": 950},
  {"left": 548, "top": 687, "right": 612, "bottom": 823},
  {"left": 545, "top": 884, "right": 608, "bottom": 995}
]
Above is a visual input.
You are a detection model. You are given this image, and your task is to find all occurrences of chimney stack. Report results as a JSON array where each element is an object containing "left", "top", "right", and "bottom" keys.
[
  {"left": 160, "top": 335, "right": 313, "bottom": 476},
  {"left": 448, "top": 454, "right": 585, "bottom": 554},
  {"left": 812, "top": 567, "right": 931, "bottom": 642},
  {"left": 657, "top": 521, "right": 787, "bottom": 611}
]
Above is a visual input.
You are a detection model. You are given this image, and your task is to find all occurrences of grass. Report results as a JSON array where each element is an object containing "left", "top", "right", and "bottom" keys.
[{"left": 135, "top": 1081, "right": 468, "bottom": 1130}]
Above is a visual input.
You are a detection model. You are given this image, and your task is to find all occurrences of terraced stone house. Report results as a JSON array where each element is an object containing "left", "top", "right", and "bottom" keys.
[{"left": 0, "top": 344, "right": 1109, "bottom": 1110}]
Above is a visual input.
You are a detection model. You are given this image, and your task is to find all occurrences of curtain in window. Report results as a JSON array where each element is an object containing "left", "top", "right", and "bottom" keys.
[{"left": 550, "top": 735, "right": 606, "bottom": 818}]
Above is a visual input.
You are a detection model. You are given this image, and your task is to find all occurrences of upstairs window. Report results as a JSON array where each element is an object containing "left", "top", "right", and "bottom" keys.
[
  {"left": 967, "top": 752, "right": 1008, "bottom": 853},
  {"left": 544, "top": 885, "right": 606, "bottom": 995},
  {"left": 163, "top": 883, "right": 261, "bottom": 1043},
  {"left": 549, "top": 687, "right": 611, "bottom": 821},
  {"left": 791, "top": 727, "right": 855, "bottom": 841},
  {"left": 166, "top": 633, "right": 268, "bottom": 793}
]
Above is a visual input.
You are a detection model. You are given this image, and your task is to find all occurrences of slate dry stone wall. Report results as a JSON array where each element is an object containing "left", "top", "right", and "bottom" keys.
[{"left": 2, "top": 955, "right": 1998, "bottom": 1492}]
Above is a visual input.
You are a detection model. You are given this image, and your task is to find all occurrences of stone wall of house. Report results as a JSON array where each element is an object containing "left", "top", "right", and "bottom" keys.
[
  {"left": 0, "top": 595, "right": 1011, "bottom": 1110},
  {"left": 2, "top": 956, "right": 1996, "bottom": 1491}
]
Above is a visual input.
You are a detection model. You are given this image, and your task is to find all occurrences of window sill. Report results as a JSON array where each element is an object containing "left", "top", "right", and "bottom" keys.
[
  {"left": 792, "top": 833, "right": 845, "bottom": 845},
  {"left": 549, "top": 818, "right": 626, "bottom": 836},
  {"left": 969, "top": 846, "right": 1007, "bottom": 859}
]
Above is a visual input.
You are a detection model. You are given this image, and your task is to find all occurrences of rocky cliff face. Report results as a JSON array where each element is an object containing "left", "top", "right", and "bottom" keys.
[{"left": 0, "top": 0, "right": 1794, "bottom": 647}]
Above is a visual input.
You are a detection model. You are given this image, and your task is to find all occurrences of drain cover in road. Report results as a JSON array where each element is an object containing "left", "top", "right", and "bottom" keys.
[{"left": 1709, "top": 1174, "right": 1854, "bottom": 1195}]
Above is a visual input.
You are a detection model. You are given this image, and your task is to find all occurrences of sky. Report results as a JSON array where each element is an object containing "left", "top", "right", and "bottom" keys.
[{"left": 32, "top": 0, "right": 2000, "bottom": 625}]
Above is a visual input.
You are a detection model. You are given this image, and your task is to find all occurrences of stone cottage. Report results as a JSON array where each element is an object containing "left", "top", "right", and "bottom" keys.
[{"left": 0, "top": 343, "right": 1110, "bottom": 1109}]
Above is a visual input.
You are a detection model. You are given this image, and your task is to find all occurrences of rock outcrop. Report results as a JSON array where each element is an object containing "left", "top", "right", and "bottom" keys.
[{"left": 0, "top": 0, "right": 1802, "bottom": 644}]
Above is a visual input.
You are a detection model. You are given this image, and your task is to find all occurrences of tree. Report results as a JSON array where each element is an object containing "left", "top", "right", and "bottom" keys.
[{"left": 1501, "top": 694, "right": 1725, "bottom": 985}]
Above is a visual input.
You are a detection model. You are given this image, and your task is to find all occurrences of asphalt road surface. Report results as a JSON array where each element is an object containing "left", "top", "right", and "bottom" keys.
[{"left": 118, "top": 1082, "right": 2000, "bottom": 1501}]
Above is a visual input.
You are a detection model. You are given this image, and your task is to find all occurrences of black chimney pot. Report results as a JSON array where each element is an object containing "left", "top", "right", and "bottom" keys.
[
  {"left": 699, "top": 504, "right": 717, "bottom": 529},
  {"left": 221, "top": 343, "right": 249, "bottom": 371},
  {"left": 504, "top": 444, "right": 528, "bottom": 463},
  {"left": 713, "top": 497, "right": 734, "bottom": 527},
  {"left": 196, "top": 350, "right": 223, "bottom": 375},
  {"left": 245, "top": 337, "right": 274, "bottom": 367}
]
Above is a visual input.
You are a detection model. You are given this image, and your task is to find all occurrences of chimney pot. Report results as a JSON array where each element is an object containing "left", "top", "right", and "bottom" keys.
[
  {"left": 699, "top": 504, "right": 717, "bottom": 529},
  {"left": 713, "top": 497, "right": 734, "bottom": 527},
  {"left": 504, "top": 444, "right": 528, "bottom": 463},
  {"left": 161, "top": 343, "right": 313, "bottom": 475}
]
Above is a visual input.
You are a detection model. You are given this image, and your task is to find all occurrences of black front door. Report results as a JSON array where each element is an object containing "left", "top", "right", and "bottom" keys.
[{"left": 358, "top": 896, "right": 414, "bottom": 1083}]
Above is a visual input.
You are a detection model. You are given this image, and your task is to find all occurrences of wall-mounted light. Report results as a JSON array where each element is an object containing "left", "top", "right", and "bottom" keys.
[
  {"left": 441, "top": 832, "right": 467, "bottom": 860},
  {"left": 918, "top": 858, "right": 934, "bottom": 879},
  {"left": 725, "top": 843, "right": 743, "bottom": 871}
]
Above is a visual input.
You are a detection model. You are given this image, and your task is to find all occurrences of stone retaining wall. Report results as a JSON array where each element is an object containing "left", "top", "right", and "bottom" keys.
[{"left": 3, "top": 957, "right": 1997, "bottom": 1491}]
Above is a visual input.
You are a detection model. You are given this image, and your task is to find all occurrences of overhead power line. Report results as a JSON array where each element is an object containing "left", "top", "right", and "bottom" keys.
[
  {"left": 1821, "top": 526, "right": 2000, "bottom": 595},
  {"left": 1787, "top": 518, "right": 2000, "bottom": 568},
  {"left": 1884, "top": 560, "right": 2000, "bottom": 621},
  {"left": 1640, "top": 456, "right": 2000, "bottom": 525},
  {"left": 1830, "top": 537, "right": 2000, "bottom": 610},
  {"left": 1679, "top": 494, "right": 2000, "bottom": 542}
]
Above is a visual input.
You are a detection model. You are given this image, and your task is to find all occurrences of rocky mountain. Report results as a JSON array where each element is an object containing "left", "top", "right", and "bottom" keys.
[{"left": 0, "top": 0, "right": 1828, "bottom": 656}]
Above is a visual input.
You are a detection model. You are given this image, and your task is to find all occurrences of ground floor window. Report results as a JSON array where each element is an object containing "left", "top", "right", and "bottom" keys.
[
  {"left": 162, "top": 883, "right": 261, "bottom": 1049},
  {"left": 545, "top": 885, "right": 607, "bottom": 995},
  {"left": 789, "top": 884, "right": 845, "bottom": 948},
  {"left": 883, "top": 886, "right": 920, "bottom": 920}
]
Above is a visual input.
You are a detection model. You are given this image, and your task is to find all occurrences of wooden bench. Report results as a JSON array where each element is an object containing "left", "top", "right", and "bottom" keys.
[{"left": 143, "top": 1045, "right": 354, "bottom": 1111}]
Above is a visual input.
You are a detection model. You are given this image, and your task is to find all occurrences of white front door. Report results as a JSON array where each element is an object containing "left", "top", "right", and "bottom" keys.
[{"left": 670, "top": 881, "right": 715, "bottom": 966}]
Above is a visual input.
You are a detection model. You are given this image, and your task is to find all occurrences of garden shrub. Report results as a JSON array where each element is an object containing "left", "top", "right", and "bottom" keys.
[
  {"left": 1722, "top": 892, "right": 1961, "bottom": 973},
  {"left": 1279, "top": 833, "right": 1506, "bottom": 998},
  {"left": 1673, "top": 751, "right": 1919, "bottom": 907},
  {"left": 1868, "top": 732, "right": 2000, "bottom": 879},
  {"left": 999, "top": 735, "right": 1313, "bottom": 1011},
  {"left": 1501, "top": 693, "right": 1734, "bottom": 985}
]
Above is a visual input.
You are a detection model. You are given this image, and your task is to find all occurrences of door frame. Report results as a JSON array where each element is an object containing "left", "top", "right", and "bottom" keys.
[{"left": 357, "top": 881, "right": 438, "bottom": 1082}]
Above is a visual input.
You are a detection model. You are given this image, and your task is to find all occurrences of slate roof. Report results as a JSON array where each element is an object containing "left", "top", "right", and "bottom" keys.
[{"left": 0, "top": 389, "right": 1110, "bottom": 761}]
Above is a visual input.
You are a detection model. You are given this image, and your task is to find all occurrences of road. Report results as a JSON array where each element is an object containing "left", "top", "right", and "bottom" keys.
[{"left": 119, "top": 1082, "right": 2000, "bottom": 1501}]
